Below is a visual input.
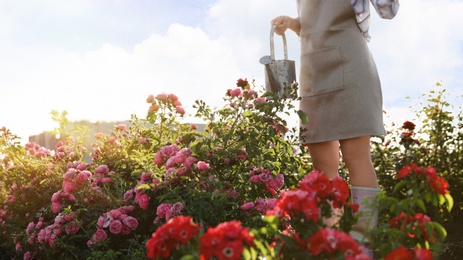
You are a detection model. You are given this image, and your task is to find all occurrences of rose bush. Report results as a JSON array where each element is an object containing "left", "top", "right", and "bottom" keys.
[{"left": 0, "top": 79, "right": 460, "bottom": 259}]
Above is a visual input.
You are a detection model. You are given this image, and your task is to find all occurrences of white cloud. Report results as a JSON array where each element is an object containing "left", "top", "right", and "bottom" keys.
[{"left": 1, "top": 0, "right": 463, "bottom": 144}]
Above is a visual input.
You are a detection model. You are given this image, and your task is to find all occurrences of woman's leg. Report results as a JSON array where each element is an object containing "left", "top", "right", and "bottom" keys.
[
  {"left": 305, "top": 140, "right": 341, "bottom": 178},
  {"left": 339, "top": 136, "right": 379, "bottom": 257},
  {"left": 339, "top": 136, "right": 378, "bottom": 188},
  {"left": 305, "top": 140, "right": 342, "bottom": 227}
]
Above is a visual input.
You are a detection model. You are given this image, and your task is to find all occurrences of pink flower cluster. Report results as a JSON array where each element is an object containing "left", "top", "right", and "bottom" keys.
[
  {"left": 88, "top": 206, "right": 138, "bottom": 247},
  {"left": 92, "top": 164, "right": 114, "bottom": 186},
  {"left": 54, "top": 138, "right": 86, "bottom": 159},
  {"left": 25, "top": 212, "right": 80, "bottom": 248},
  {"left": 248, "top": 167, "right": 284, "bottom": 196},
  {"left": 51, "top": 190, "right": 76, "bottom": 214},
  {"left": 146, "top": 92, "right": 185, "bottom": 115},
  {"left": 155, "top": 202, "right": 185, "bottom": 222},
  {"left": 24, "top": 142, "right": 51, "bottom": 157},
  {"left": 240, "top": 198, "right": 277, "bottom": 214},
  {"left": 124, "top": 172, "right": 158, "bottom": 210},
  {"left": 154, "top": 145, "right": 197, "bottom": 177},
  {"left": 61, "top": 163, "right": 92, "bottom": 193}
]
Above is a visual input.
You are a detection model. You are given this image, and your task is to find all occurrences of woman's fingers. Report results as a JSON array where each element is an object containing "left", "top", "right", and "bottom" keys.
[{"left": 271, "top": 16, "right": 289, "bottom": 35}]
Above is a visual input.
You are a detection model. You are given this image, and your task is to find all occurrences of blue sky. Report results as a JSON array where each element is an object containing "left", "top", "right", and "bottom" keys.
[{"left": 1, "top": 0, "right": 463, "bottom": 142}]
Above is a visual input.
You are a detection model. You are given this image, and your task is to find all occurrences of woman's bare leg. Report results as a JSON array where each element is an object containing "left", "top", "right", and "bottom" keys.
[
  {"left": 305, "top": 140, "right": 340, "bottom": 178},
  {"left": 339, "top": 136, "right": 378, "bottom": 188}
]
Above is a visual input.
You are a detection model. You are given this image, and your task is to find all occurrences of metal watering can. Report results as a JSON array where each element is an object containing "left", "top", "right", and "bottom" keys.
[{"left": 260, "top": 26, "right": 297, "bottom": 96}]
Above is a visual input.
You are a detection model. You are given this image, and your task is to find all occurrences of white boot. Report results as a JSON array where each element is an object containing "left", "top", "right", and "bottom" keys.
[{"left": 349, "top": 186, "right": 380, "bottom": 258}]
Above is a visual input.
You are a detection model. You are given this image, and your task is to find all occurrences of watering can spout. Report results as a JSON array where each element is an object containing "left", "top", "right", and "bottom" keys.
[{"left": 260, "top": 26, "right": 296, "bottom": 97}]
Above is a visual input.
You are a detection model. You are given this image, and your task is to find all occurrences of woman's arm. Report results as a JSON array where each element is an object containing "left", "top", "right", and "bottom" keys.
[{"left": 271, "top": 16, "right": 301, "bottom": 36}]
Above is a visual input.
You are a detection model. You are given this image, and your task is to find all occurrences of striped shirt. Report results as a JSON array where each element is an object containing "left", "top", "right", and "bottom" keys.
[{"left": 351, "top": 0, "right": 400, "bottom": 41}]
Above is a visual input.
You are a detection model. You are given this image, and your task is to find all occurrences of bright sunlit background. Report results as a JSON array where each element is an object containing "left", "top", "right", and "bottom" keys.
[{"left": 1, "top": 0, "right": 463, "bottom": 143}]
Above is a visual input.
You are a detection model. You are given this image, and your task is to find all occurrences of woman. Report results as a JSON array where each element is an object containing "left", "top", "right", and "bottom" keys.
[{"left": 271, "top": 0, "right": 399, "bottom": 257}]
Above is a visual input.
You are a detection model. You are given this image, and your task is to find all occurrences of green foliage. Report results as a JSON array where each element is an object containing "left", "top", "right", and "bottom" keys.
[{"left": 0, "top": 80, "right": 462, "bottom": 259}]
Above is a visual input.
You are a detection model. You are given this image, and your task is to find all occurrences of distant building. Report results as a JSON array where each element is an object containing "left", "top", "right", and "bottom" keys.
[{"left": 29, "top": 120, "right": 206, "bottom": 151}]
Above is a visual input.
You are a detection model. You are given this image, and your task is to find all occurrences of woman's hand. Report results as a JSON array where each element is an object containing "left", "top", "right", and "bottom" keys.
[{"left": 271, "top": 15, "right": 300, "bottom": 35}]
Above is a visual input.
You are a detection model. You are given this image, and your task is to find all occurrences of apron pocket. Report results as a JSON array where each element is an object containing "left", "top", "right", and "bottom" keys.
[{"left": 300, "top": 46, "right": 344, "bottom": 97}]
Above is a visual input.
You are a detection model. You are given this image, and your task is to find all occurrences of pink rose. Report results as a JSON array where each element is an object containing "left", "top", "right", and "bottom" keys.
[
  {"left": 51, "top": 192, "right": 60, "bottom": 203},
  {"left": 154, "top": 152, "right": 164, "bottom": 166},
  {"left": 248, "top": 175, "right": 260, "bottom": 183},
  {"left": 138, "top": 194, "right": 150, "bottom": 210},
  {"left": 156, "top": 204, "right": 172, "bottom": 218},
  {"left": 165, "top": 157, "right": 177, "bottom": 168},
  {"left": 155, "top": 93, "right": 168, "bottom": 101},
  {"left": 196, "top": 161, "right": 210, "bottom": 170},
  {"left": 230, "top": 88, "right": 241, "bottom": 97},
  {"left": 65, "top": 223, "right": 80, "bottom": 235},
  {"left": 63, "top": 169, "right": 77, "bottom": 181},
  {"left": 121, "top": 224, "right": 131, "bottom": 235},
  {"left": 94, "top": 132, "right": 104, "bottom": 139},
  {"left": 183, "top": 157, "right": 197, "bottom": 169},
  {"left": 267, "top": 179, "right": 279, "bottom": 190},
  {"left": 76, "top": 163, "right": 87, "bottom": 171},
  {"left": 95, "top": 165, "right": 109, "bottom": 174},
  {"left": 139, "top": 137, "right": 147, "bottom": 144},
  {"left": 255, "top": 97, "right": 267, "bottom": 104},
  {"left": 68, "top": 194, "right": 76, "bottom": 202},
  {"left": 109, "top": 220, "right": 122, "bottom": 234},
  {"left": 175, "top": 106, "right": 185, "bottom": 115},
  {"left": 116, "top": 124, "right": 127, "bottom": 131},
  {"left": 175, "top": 153, "right": 186, "bottom": 164},
  {"left": 161, "top": 144, "right": 180, "bottom": 157},
  {"left": 168, "top": 93, "right": 179, "bottom": 102},
  {"left": 62, "top": 181, "right": 76, "bottom": 193},
  {"left": 146, "top": 94, "right": 155, "bottom": 103},
  {"left": 122, "top": 205, "right": 135, "bottom": 213},
  {"left": 109, "top": 209, "right": 122, "bottom": 220},
  {"left": 148, "top": 105, "right": 160, "bottom": 113},
  {"left": 92, "top": 228, "right": 108, "bottom": 242},
  {"left": 170, "top": 202, "right": 184, "bottom": 215},
  {"left": 140, "top": 172, "right": 152, "bottom": 181},
  {"left": 51, "top": 202, "right": 61, "bottom": 214},
  {"left": 123, "top": 190, "right": 134, "bottom": 201},
  {"left": 96, "top": 216, "right": 105, "bottom": 228},
  {"left": 100, "top": 177, "right": 112, "bottom": 184},
  {"left": 76, "top": 172, "right": 90, "bottom": 184},
  {"left": 241, "top": 202, "right": 255, "bottom": 211},
  {"left": 122, "top": 216, "right": 139, "bottom": 230},
  {"left": 107, "top": 136, "right": 117, "bottom": 143}
]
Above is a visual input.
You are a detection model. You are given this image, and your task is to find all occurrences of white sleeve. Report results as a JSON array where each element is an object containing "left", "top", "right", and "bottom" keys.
[{"left": 371, "top": 0, "right": 400, "bottom": 19}]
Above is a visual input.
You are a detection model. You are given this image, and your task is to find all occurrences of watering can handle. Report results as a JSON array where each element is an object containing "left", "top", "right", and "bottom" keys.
[{"left": 270, "top": 26, "right": 288, "bottom": 61}]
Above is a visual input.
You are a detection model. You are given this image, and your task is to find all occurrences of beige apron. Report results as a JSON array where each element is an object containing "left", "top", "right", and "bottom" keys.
[{"left": 298, "top": 0, "right": 386, "bottom": 144}]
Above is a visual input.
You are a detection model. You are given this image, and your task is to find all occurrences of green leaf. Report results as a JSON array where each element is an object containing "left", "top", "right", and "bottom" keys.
[
  {"left": 415, "top": 199, "right": 426, "bottom": 213},
  {"left": 135, "top": 184, "right": 151, "bottom": 190},
  {"left": 393, "top": 181, "right": 409, "bottom": 192},
  {"left": 444, "top": 193, "right": 454, "bottom": 212},
  {"left": 242, "top": 249, "right": 250, "bottom": 260},
  {"left": 423, "top": 192, "right": 432, "bottom": 203},
  {"left": 297, "top": 110, "right": 309, "bottom": 124},
  {"left": 179, "top": 255, "right": 196, "bottom": 260},
  {"left": 243, "top": 110, "right": 253, "bottom": 117},
  {"left": 432, "top": 222, "right": 447, "bottom": 239}
]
